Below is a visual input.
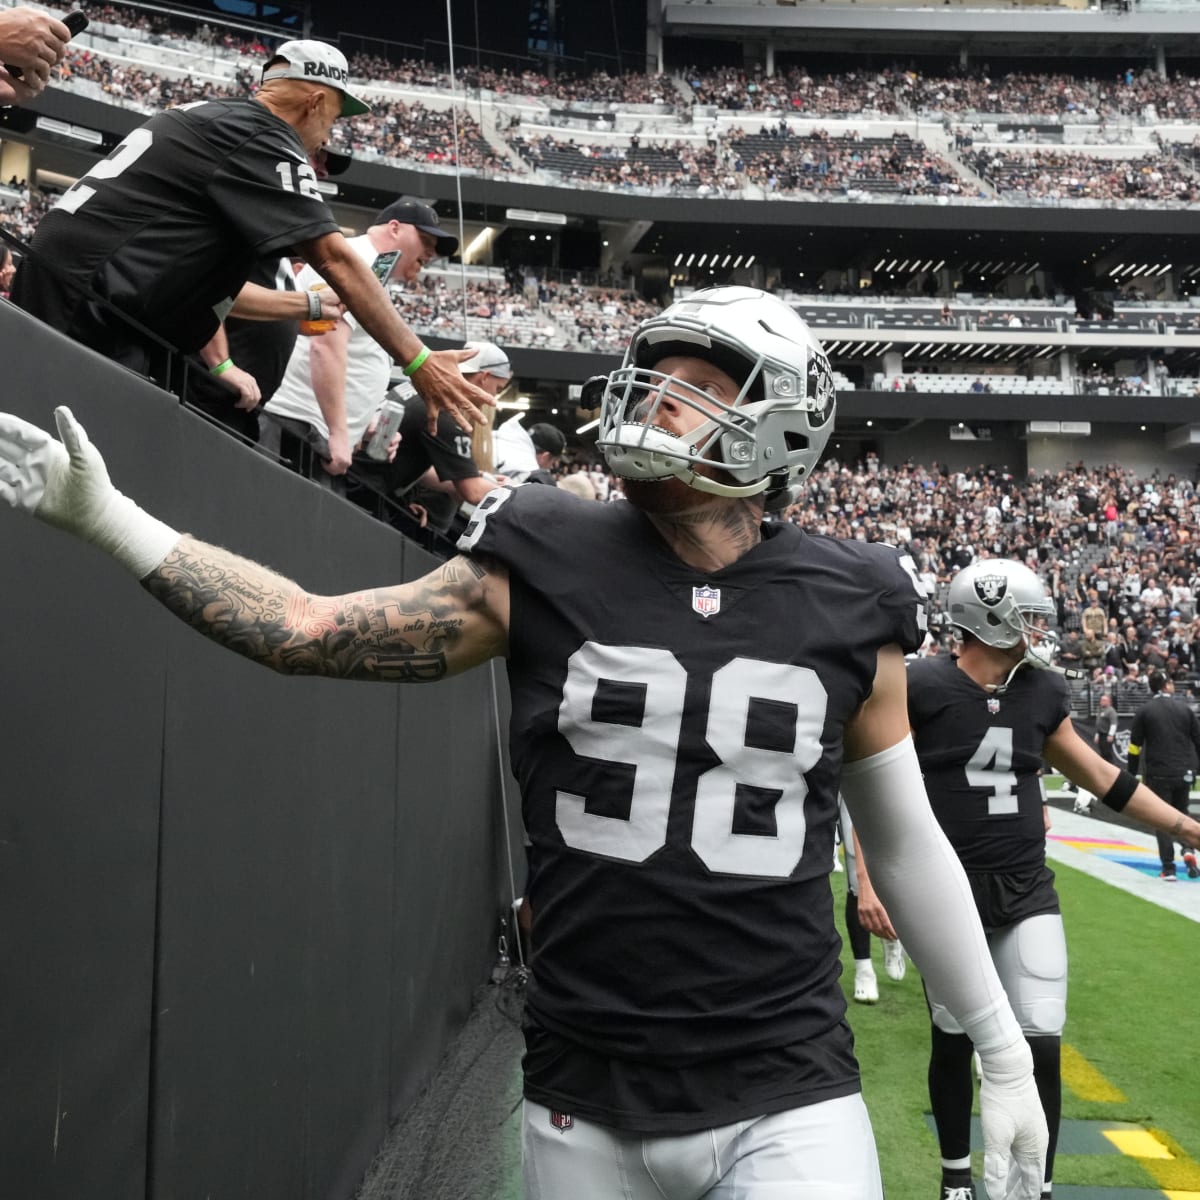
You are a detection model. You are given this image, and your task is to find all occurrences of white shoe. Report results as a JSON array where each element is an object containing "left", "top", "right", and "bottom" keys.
[
  {"left": 884, "top": 939, "right": 907, "bottom": 981},
  {"left": 854, "top": 965, "right": 879, "bottom": 1004}
]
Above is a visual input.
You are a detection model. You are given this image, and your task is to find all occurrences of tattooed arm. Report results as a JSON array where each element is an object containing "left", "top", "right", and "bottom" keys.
[
  {"left": 142, "top": 536, "right": 509, "bottom": 681},
  {"left": 0, "top": 409, "right": 508, "bottom": 680}
]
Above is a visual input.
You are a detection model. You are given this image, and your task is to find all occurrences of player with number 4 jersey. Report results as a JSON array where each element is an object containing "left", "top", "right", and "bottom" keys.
[
  {"left": 855, "top": 558, "right": 1200, "bottom": 1200},
  {"left": 1, "top": 288, "right": 1072, "bottom": 1200}
]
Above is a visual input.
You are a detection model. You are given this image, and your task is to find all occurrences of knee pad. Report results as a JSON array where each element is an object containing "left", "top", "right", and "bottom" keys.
[{"left": 992, "top": 915, "right": 1067, "bottom": 1037}]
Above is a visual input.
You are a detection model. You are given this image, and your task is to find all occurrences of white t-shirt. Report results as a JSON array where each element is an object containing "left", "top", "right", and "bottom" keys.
[
  {"left": 265, "top": 234, "right": 391, "bottom": 445},
  {"left": 492, "top": 415, "right": 541, "bottom": 477}
]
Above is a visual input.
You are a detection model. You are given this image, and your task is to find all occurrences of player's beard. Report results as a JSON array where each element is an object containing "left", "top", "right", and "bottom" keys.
[
  {"left": 621, "top": 475, "right": 715, "bottom": 515},
  {"left": 621, "top": 460, "right": 742, "bottom": 516}
]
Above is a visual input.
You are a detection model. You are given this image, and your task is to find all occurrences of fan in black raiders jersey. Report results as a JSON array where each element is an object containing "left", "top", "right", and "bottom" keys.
[
  {"left": 853, "top": 559, "right": 1200, "bottom": 1200},
  {"left": 10, "top": 40, "right": 490, "bottom": 436},
  {"left": 1, "top": 288, "right": 1065, "bottom": 1200}
]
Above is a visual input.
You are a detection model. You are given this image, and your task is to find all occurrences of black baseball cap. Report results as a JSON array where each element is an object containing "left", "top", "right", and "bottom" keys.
[
  {"left": 374, "top": 199, "right": 457, "bottom": 257},
  {"left": 529, "top": 423, "right": 566, "bottom": 456},
  {"left": 316, "top": 146, "right": 352, "bottom": 176}
]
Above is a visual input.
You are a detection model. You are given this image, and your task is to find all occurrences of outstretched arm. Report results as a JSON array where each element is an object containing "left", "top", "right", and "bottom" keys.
[
  {"left": 145, "top": 541, "right": 507, "bottom": 680},
  {"left": 842, "top": 645, "right": 1048, "bottom": 1200},
  {"left": 0, "top": 408, "right": 509, "bottom": 679},
  {"left": 1043, "top": 716, "right": 1200, "bottom": 848}
]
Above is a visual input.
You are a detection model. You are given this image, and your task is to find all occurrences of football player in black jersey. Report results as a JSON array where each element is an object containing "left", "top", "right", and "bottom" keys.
[
  {"left": 854, "top": 558, "right": 1200, "bottom": 1200},
  {"left": 1, "top": 288, "right": 1061, "bottom": 1200},
  {"left": 11, "top": 40, "right": 489, "bottom": 435}
]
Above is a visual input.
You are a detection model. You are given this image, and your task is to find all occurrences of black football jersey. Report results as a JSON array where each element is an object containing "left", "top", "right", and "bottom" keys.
[
  {"left": 908, "top": 655, "right": 1070, "bottom": 874},
  {"left": 13, "top": 99, "right": 338, "bottom": 353},
  {"left": 459, "top": 485, "right": 925, "bottom": 1129}
]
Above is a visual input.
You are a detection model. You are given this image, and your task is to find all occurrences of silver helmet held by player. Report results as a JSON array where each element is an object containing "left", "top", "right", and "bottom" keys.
[
  {"left": 948, "top": 559, "right": 1059, "bottom": 669},
  {"left": 596, "top": 286, "right": 836, "bottom": 500}
]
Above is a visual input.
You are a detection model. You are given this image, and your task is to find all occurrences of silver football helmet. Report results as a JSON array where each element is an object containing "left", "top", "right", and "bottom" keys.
[
  {"left": 948, "top": 560, "right": 1058, "bottom": 669},
  {"left": 597, "top": 286, "right": 836, "bottom": 499}
]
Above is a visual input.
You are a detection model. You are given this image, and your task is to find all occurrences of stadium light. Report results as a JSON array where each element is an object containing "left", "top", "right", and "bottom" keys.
[
  {"left": 874, "top": 259, "right": 885, "bottom": 271},
  {"left": 1157, "top": 264, "right": 1173, "bottom": 276},
  {"left": 674, "top": 253, "right": 683, "bottom": 266},
  {"left": 1108, "top": 263, "right": 1126, "bottom": 276},
  {"left": 698, "top": 254, "right": 707, "bottom": 267},
  {"left": 576, "top": 417, "right": 600, "bottom": 434},
  {"left": 745, "top": 255, "right": 755, "bottom": 268},
  {"left": 933, "top": 260, "right": 946, "bottom": 272}
]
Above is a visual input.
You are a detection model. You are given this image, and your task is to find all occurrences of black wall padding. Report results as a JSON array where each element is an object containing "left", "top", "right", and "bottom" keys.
[{"left": 0, "top": 301, "right": 514, "bottom": 1200}]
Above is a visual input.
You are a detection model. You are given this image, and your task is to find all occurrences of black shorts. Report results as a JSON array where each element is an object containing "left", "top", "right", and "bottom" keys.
[{"left": 966, "top": 864, "right": 1060, "bottom": 931}]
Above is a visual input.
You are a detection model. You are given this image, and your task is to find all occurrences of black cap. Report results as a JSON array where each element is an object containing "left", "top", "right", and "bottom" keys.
[
  {"left": 316, "top": 145, "right": 352, "bottom": 177},
  {"left": 529, "top": 423, "right": 566, "bottom": 456},
  {"left": 374, "top": 198, "right": 457, "bottom": 257}
]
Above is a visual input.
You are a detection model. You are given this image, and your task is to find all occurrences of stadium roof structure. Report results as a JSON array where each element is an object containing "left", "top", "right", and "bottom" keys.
[{"left": 659, "top": 1, "right": 1200, "bottom": 58}]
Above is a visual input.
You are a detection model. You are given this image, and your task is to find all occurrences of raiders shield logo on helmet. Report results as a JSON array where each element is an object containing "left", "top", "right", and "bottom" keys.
[{"left": 973, "top": 574, "right": 1008, "bottom": 607}]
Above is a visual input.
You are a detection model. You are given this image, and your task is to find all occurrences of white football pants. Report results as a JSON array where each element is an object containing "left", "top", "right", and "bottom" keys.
[{"left": 522, "top": 1093, "right": 883, "bottom": 1200}]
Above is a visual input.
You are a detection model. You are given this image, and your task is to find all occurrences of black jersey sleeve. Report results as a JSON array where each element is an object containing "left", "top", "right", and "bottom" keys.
[
  {"left": 206, "top": 125, "right": 339, "bottom": 257},
  {"left": 457, "top": 482, "right": 547, "bottom": 559},
  {"left": 866, "top": 543, "right": 929, "bottom": 654}
]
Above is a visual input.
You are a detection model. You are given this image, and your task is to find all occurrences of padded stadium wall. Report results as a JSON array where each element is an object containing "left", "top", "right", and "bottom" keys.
[{"left": 0, "top": 303, "right": 516, "bottom": 1200}]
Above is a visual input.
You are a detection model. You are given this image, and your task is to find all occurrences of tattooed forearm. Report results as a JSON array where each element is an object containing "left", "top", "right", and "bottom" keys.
[{"left": 141, "top": 538, "right": 504, "bottom": 680}]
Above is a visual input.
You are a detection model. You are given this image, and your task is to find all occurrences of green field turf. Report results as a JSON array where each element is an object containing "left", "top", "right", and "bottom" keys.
[{"left": 838, "top": 858, "right": 1200, "bottom": 1197}]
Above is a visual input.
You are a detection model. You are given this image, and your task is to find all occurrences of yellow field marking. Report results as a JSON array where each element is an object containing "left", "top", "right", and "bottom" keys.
[
  {"left": 1139, "top": 1129, "right": 1200, "bottom": 1194},
  {"left": 1061, "top": 1043, "right": 1127, "bottom": 1103},
  {"left": 1103, "top": 1129, "right": 1175, "bottom": 1159}
]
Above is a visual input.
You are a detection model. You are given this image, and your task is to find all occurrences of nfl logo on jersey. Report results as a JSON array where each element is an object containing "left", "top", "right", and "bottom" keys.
[
  {"left": 692, "top": 585, "right": 722, "bottom": 618},
  {"left": 549, "top": 1111, "right": 574, "bottom": 1133},
  {"left": 987, "top": 697, "right": 1001, "bottom": 714}
]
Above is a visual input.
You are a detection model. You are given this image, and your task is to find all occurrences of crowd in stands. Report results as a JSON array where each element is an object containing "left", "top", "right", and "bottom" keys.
[
  {"left": 511, "top": 128, "right": 981, "bottom": 198},
  {"left": 386, "top": 271, "right": 659, "bottom": 352},
  {"left": 348, "top": 54, "right": 679, "bottom": 106},
  {"left": 900, "top": 66, "right": 1200, "bottom": 121},
  {"left": 686, "top": 65, "right": 902, "bottom": 116},
  {"left": 776, "top": 455, "right": 1200, "bottom": 710},
  {"left": 968, "top": 147, "right": 1200, "bottom": 202},
  {"left": 332, "top": 99, "right": 507, "bottom": 172},
  {"left": 19, "top": 5, "right": 1200, "bottom": 208}
]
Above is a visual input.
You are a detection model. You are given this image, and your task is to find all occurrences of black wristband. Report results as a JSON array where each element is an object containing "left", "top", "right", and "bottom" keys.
[{"left": 1100, "top": 769, "right": 1139, "bottom": 812}]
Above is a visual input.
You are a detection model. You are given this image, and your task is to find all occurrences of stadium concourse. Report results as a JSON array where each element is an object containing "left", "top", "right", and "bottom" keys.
[{"left": 350, "top": 792, "right": 1200, "bottom": 1200}]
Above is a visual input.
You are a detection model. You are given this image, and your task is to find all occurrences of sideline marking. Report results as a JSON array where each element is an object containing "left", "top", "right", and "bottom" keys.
[
  {"left": 1061, "top": 1043, "right": 1127, "bottom": 1103},
  {"left": 1103, "top": 1129, "right": 1174, "bottom": 1160}
]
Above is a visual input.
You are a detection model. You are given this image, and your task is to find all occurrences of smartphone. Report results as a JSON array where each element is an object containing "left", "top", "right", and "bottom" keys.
[
  {"left": 371, "top": 250, "right": 401, "bottom": 285},
  {"left": 6, "top": 10, "right": 88, "bottom": 78}
]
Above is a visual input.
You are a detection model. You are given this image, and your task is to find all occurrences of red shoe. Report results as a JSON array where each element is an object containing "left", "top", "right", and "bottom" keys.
[{"left": 1183, "top": 852, "right": 1199, "bottom": 879}]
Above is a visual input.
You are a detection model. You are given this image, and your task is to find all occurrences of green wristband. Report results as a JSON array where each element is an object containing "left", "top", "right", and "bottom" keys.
[
  {"left": 402, "top": 346, "right": 431, "bottom": 376},
  {"left": 210, "top": 358, "right": 234, "bottom": 376}
]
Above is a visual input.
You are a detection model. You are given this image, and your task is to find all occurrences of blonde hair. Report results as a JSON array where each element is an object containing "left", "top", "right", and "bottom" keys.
[{"left": 557, "top": 474, "right": 597, "bottom": 501}]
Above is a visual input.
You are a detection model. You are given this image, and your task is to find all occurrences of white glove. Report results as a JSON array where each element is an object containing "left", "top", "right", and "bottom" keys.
[
  {"left": 978, "top": 1039, "right": 1049, "bottom": 1200},
  {"left": 0, "top": 406, "right": 179, "bottom": 578}
]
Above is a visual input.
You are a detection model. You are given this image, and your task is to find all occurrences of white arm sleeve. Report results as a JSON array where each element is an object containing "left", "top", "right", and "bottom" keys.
[{"left": 840, "top": 735, "right": 1023, "bottom": 1055}]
